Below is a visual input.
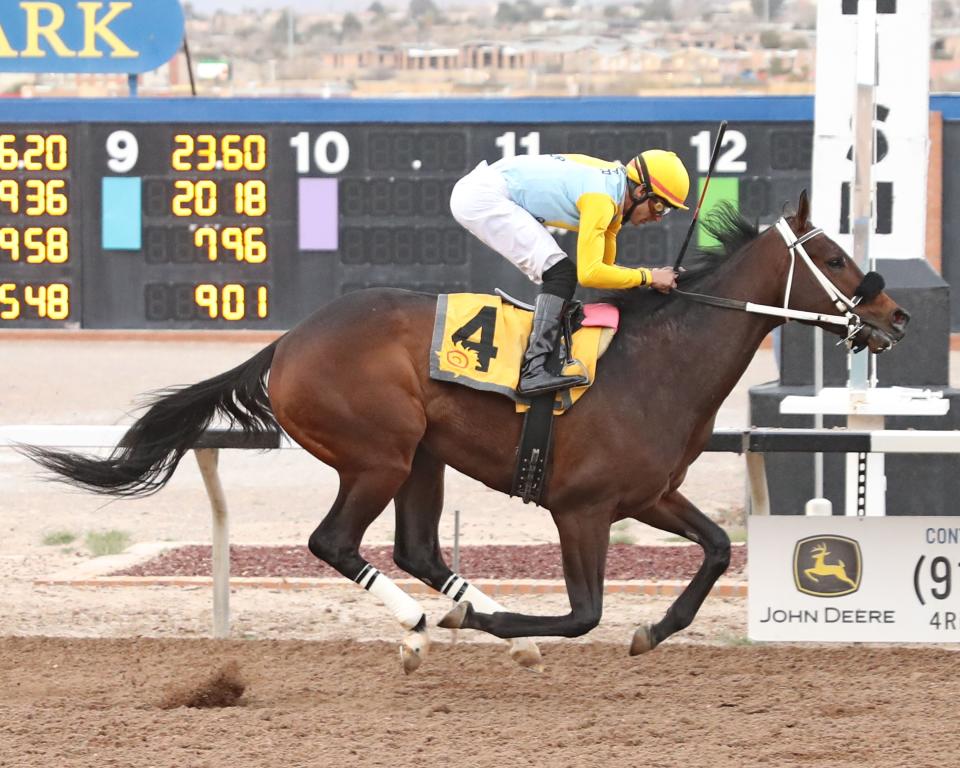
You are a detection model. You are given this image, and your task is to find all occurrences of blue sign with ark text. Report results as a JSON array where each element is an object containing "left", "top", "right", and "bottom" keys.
[{"left": 0, "top": 1, "right": 184, "bottom": 73}]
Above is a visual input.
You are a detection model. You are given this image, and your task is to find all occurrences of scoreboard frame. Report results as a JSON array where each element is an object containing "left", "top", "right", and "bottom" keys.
[{"left": 6, "top": 94, "right": 946, "bottom": 331}]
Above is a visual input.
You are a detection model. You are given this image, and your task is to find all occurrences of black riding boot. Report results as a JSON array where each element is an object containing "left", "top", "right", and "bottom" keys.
[{"left": 517, "top": 293, "right": 589, "bottom": 397}]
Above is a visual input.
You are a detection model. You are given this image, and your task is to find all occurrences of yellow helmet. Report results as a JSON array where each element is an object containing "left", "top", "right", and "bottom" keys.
[{"left": 625, "top": 150, "right": 690, "bottom": 211}]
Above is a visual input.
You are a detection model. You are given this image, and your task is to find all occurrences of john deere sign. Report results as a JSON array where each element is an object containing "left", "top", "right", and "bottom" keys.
[{"left": 0, "top": 1, "right": 184, "bottom": 73}]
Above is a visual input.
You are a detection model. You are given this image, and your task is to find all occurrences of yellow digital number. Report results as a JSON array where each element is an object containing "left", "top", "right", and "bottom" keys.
[
  {"left": 47, "top": 283, "right": 69, "bottom": 319},
  {"left": 222, "top": 227, "right": 243, "bottom": 261},
  {"left": 0, "top": 283, "right": 19, "bottom": 320},
  {"left": 21, "top": 135, "right": 67, "bottom": 171},
  {"left": 0, "top": 180, "right": 18, "bottom": 213},
  {"left": 48, "top": 180, "right": 68, "bottom": 215},
  {"left": 24, "top": 227, "right": 44, "bottom": 263},
  {"left": 0, "top": 135, "right": 16, "bottom": 171},
  {"left": 22, "top": 283, "right": 70, "bottom": 320},
  {"left": 23, "top": 135, "right": 45, "bottom": 171},
  {"left": 0, "top": 228, "right": 18, "bottom": 262},
  {"left": 24, "top": 285, "right": 46, "bottom": 316},
  {"left": 222, "top": 284, "right": 245, "bottom": 321},
  {"left": 193, "top": 283, "right": 248, "bottom": 321},
  {"left": 196, "top": 134, "right": 217, "bottom": 171},
  {"left": 256, "top": 286, "right": 268, "bottom": 318},
  {"left": 244, "top": 135, "right": 267, "bottom": 171},
  {"left": 24, "top": 180, "right": 68, "bottom": 216},
  {"left": 172, "top": 180, "right": 217, "bottom": 217},
  {"left": 193, "top": 226, "right": 267, "bottom": 263},
  {"left": 234, "top": 180, "right": 267, "bottom": 216},
  {"left": 47, "top": 227, "right": 68, "bottom": 263},
  {"left": 24, "top": 181, "right": 43, "bottom": 215},
  {"left": 172, "top": 134, "right": 194, "bottom": 171},
  {"left": 0, "top": 134, "right": 67, "bottom": 171},
  {"left": 45, "top": 134, "right": 68, "bottom": 171},
  {"left": 222, "top": 135, "right": 243, "bottom": 171},
  {"left": 194, "top": 226, "right": 217, "bottom": 260},
  {"left": 244, "top": 227, "right": 266, "bottom": 263},
  {"left": 0, "top": 227, "right": 67, "bottom": 264},
  {"left": 171, "top": 134, "right": 267, "bottom": 173},
  {"left": 21, "top": 226, "right": 68, "bottom": 264},
  {"left": 194, "top": 283, "right": 219, "bottom": 318}
]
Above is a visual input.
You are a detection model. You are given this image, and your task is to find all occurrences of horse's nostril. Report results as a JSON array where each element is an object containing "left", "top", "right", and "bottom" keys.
[{"left": 893, "top": 308, "right": 910, "bottom": 329}]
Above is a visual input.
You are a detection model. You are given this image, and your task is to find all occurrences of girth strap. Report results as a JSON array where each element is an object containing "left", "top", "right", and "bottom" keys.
[{"left": 512, "top": 394, "right": 555, "bottom": 505}]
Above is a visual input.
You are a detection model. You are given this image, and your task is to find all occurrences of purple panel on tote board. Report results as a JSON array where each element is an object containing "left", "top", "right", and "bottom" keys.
[{"left": 298, "top": 178, "right": 338, "bottom": 251}]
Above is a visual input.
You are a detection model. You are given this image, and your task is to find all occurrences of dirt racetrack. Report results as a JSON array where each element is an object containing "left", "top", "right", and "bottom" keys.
[
  {"left": 2, "top": 637, "right": 959, "bottom": 768},
  {"left": 5, "top": 337, "right": 960, "bottom": 767}
]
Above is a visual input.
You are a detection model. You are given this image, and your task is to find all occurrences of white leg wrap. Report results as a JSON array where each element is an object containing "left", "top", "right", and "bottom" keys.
[
  {"left": 355, "top": 565, "right": 424, "bottom": 630},
  {"left": 440, "top": 573, "right": 504, "bottom": 615},
  {"left": 441, "top": 572, "right": 541, "bottom": 668}
]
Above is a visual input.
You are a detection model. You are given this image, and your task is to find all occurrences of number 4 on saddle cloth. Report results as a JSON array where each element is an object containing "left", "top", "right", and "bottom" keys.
[
  {"left": 429, "top": 292, "right": 620, "bottom": 413},
  {"left": 430, "top": 292, "right": 620, "bottom": 505}
]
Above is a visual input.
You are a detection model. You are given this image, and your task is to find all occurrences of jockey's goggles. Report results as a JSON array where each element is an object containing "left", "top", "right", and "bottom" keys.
[
  {"left": 647, "top": 195, "right": 672, "bottom": 217},
  {"left": 624, "top": 177, "right": 674, "bottom": 221}
]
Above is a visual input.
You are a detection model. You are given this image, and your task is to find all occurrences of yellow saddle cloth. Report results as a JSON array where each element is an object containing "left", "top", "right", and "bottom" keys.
[{"left": 429, "top": 293, "right": 614, "bottom": 414}]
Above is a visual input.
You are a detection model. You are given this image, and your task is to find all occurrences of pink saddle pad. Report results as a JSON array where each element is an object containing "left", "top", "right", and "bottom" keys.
[{"left": 581, "top": 302, "right": 620, "bottom": 331}]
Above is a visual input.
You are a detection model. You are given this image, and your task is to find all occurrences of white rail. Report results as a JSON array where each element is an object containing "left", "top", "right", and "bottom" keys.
[{"left": 6, "top": 425, "right": 960, "bottom": 637}]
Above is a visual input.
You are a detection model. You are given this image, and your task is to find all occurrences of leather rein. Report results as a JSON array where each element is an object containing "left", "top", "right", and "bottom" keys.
[{"left": 674, "top": 217, "right": 884, "bottom": 347}]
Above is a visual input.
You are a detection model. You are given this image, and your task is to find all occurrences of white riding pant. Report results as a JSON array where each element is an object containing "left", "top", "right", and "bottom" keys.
[{"left": 449, "top": 161, "right": 567, "bottom": 284}]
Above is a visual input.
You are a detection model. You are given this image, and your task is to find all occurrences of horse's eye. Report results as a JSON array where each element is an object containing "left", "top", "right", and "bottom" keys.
[{"left": 827, "top": 257, "right": 845, "bottom": 269}]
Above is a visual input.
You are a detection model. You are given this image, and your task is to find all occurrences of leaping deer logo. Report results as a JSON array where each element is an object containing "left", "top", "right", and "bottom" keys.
[
  {"left": 804, "top": 542, "right": 858, "bottom": 589},
  {"left": 793, "top": 535, "right": 862, "bottom": 597}
]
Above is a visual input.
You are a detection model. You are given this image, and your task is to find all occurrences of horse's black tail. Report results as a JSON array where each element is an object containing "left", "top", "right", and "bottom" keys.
[{"left": 21, "top": 341, "right": 281, "bottom": 498}]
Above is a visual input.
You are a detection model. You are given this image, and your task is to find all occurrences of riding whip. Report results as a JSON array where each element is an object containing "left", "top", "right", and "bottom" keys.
[{"left": 674, "top": 120, "right": 728, "bottom": 269}]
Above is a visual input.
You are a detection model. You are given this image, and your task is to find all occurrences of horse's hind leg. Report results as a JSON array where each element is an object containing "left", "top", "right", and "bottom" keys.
[
  {"left": 629, "top": 490, "right": 731, "bottom": 654},
  {"left": 439, "top": 507, "right": 610, "bottom": 639},
  {"left": 307, "top": 467, "right": 431, "bottom": 674},
  {"left": 392, "top": 447, "right": 543, "bottom": 671}
]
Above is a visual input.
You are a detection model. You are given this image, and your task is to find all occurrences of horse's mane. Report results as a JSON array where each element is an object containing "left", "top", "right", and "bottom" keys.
[{"left": 596, "top": 202, "right": 761, "bottom": 316}]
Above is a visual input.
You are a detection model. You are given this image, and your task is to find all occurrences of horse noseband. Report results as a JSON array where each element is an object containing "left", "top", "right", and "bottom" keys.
[{"left": 854, "top": 271, "right": 885, "bottom": 303}]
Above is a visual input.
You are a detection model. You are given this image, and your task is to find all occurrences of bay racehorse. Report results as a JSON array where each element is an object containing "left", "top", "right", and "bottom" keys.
[{"left": 24, "top": 192, "right": 909, "bottom": 673}]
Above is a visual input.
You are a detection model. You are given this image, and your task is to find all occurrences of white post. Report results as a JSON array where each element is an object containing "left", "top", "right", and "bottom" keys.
[
  {"left": 805, "top": 497, "right": 833, "bottom": 517},
  {"left": 195, "top": 448, "right": 230, "bottom": 638},
  {"left": 845, "top": 1, "right": 885, "bottom": 516},
  {"left": 746, "top": 452, "right": 770, "bottom": 517},
  {"left": 849, "top": 0, "right": 876, "bottom": 394}
]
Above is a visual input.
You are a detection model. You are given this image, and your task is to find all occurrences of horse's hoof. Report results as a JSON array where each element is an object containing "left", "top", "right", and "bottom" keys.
[
  {"left": 509, "top": 638, "right": 544, "bottom": 672},
  {"left": 629, "top": 625, "right": 657, "bottom": 656},
  {"left": 438, "top": 601, "right": 470, "bottom": 630},
  {"left": 399, "top": 630, "right": 430, "bottom": 675}
]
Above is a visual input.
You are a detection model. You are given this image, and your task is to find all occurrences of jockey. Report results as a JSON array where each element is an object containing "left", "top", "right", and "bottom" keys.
[{"left": 449, "top": 150, "right": 689, "bottom": 397}]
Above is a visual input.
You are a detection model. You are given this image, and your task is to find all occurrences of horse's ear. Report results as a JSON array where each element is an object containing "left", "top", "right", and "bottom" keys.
[{"left": 797, "top": 189, "right": 810, "bottom": 228}]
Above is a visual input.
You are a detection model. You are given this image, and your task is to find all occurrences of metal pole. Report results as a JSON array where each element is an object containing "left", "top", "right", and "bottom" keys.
[
  {"left": 452, "top": 508, "right": 460, "bottom": 573},
  {"left": 813, "top": 327, "right": 824, "bottom": 498},
  {"left": 195, "top": 448, "right": 230, "bottom": 638},
  {"left": 849, "top": 1, "right": 877, "bottom": 392},
  {"left": 846, "top": 0, "right": 885, "bottom": 517},
  {"left": 182, "top": 38, "right": 197, "bottom": 97}
]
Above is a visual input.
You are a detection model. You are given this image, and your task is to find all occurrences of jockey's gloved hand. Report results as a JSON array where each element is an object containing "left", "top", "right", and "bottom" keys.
[{"left": 650, "top": 267, "right": 678, "bottom": 294}]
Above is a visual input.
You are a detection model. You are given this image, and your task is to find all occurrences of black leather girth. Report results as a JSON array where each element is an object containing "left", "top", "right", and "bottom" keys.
[{"left": 511, "top": 393, "right": 555, "bottom": 506}]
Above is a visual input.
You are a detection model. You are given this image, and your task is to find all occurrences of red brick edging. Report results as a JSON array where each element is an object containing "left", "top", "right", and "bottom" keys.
[{"left": 33, "top": 576, "right": 747, "bottom": 597}]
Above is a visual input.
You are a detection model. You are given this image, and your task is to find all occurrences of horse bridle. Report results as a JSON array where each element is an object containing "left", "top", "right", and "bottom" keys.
[{"left": 675, "top": 217, "right": 885, "bottom": 347}]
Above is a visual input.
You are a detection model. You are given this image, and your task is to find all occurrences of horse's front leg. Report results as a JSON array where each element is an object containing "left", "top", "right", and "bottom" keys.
[
  {"left": 629, "top": 490, "right": 731, "bottom": 654},
  {"left": 440, "top": 508, "right": 609, "bottom": 639},
  {"left": 392, "top": 448, "right": 542, "bottom": 671}
]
